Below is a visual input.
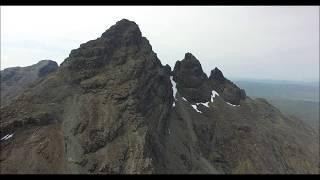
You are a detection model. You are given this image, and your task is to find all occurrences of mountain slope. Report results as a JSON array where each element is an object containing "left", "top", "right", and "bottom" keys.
[
  {"left": 234, "top": 80, "right": 319, "bottom": 130},
  {"left": 161, "top": 54, "right": 318, "bottom": 174},
  {"left": 0, "top": 19, "right": 318, "bottom": 174}
]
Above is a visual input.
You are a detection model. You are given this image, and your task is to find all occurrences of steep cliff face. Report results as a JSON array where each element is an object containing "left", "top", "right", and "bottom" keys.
[{"left": 0, "top": 19, "right": 318, "bottom": 174}]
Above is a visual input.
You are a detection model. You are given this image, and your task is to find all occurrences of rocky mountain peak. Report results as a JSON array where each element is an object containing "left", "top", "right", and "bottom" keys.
[
  {"left": 60, "top": 18, "right": 158, "bottom": 84},
  {"left": 178, "top": 53, "right": 206, "bottom": 77},
  {"left": 208, "top": 67, "right": 246, "bottom": 105},
  {"left": 171, "top": 53, "right": 247, "bottom": 105},
  {"left": 173, "top": 53, "right": 208, "bottom": 83},
  {"left": 184, "top": 52, "right": 198, "bottom": 62},
  {"left": 101, "top": 18, "right": 142, "bottom": 43},
  {"left": 209, "top": 67, "right": 225, "bottom": 82},
  {"left": 172, "top": 53, "right": 211, "bottom": 103}
]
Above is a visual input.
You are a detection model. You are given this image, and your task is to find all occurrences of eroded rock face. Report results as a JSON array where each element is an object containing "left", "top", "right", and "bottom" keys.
[
  {"left": 58, "top": 19, "right": 173, "bottom": 173},
  {"left": 0, "top": 19, "right": 318, "bottom": 174}
]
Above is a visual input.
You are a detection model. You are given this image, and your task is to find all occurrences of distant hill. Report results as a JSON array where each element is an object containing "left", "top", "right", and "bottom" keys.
[
  {"left": 235, "top": 80, "right": 319, "bottom": 102},
  {"left": 0, "top": 60, "right": 58, "bottom": 107},
  {"left": 267, "top": 98, "right": 319, "bottom": 129},
  {"left": 235, "top": 80, "right": 319, "bottom": 130}
]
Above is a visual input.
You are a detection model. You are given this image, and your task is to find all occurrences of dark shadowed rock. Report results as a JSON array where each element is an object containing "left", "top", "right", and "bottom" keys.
[
  {"left": 210, "top": 67, "right": 225, "bottom": 82},
  {"left": 38, "top": 60, "right": 59, "bottom": 77},
  {"left": 172, "top": 53, "right": 211, "bottom": 103},
  {"left": 209, "top": 67, "right": 246, "bottom": 105}
]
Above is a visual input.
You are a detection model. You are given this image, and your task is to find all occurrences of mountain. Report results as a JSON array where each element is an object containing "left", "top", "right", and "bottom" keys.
[
  {"left": 1, "top": 60, "right": 58, "bottom": 107},
  {"left": 0, "top": 19, "right": 318, "bottom": 174}
]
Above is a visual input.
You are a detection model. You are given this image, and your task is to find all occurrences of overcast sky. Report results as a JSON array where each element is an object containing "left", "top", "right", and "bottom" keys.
[{"left": 1, "top": 6, "right": 319, "bottom": 81}]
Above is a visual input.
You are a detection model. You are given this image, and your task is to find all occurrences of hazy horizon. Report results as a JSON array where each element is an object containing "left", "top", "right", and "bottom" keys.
[{"left": 1, "top": 6, "right": 319, "bottom": 82}]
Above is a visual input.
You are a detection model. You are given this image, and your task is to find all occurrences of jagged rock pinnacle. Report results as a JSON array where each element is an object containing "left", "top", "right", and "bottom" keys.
[
  {"left": 208, "top": 67, "right": 246, "bottom": 105},
  {"left": 172, "top": 53, "right": 211, "bottom": 103},
  {"left": 101, "top": 18, "right": 142, "bottom": 41},
  {"left": 209, "top": 67, "right": 225, "bottom": 82},
  {"left": 60, "top": 18, "right": 155, "bottom": 83}
]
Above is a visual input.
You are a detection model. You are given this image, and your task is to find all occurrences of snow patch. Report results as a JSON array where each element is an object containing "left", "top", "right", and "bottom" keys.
[
  {"left": 196, "top": 102, "right": 209, "bottom": 108},
  {"left": 170, "top": 76, "right": 177, "bottom": 100},
  {"left": 1, "top": 135, "right": 9, "bottom": 140},
  {"left": 226, "top": 102, "right": 240, "bottom": 107},
  {"left": 192, "top": 102, "right": 210, "bottom": 114},
  {"left": 191, "top": 104, "right": 203, "bottom": 113},
  {"left": 1, "top": 133, "right": 14, "bottom": 141},
  {"left": 170, "top": 76, "right": 178, "bottom": 107},
  {"left": 211, "top": 90, "right": 219, "bottom": 102}
]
